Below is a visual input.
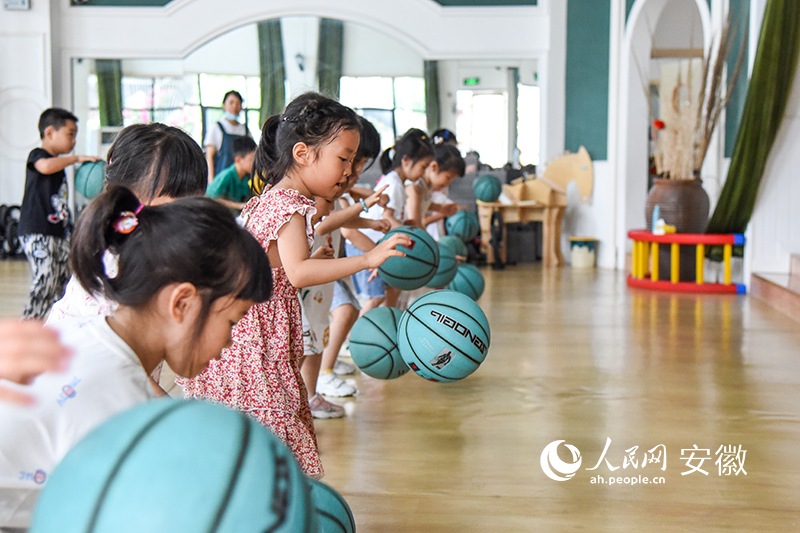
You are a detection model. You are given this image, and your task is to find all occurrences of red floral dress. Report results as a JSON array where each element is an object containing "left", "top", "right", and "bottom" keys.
[{"left": 181, "top": 188, "right": 322, "bottom": 479}]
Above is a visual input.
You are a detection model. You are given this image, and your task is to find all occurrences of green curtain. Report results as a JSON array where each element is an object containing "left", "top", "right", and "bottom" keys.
[
  {"left": 96, "top": 59, "right": 123, "bottom": 127},
  {"left": 424, "top": 60, "right": 441, "bottom": 133},
  {"left": 257, "top": 20, "right": 286, "bottom": 125},
  {"left": 317, "top": 19, "right": 344, "bottom": 99},
  {"left": 706, "top": 0, "right": 800, "bottom": 235}
]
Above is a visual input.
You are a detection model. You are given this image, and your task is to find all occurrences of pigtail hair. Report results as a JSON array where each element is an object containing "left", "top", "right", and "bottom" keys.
[
  {"left": 379, "top": 146, "right": 395, "bottom": 174},
  {"left": 432, "top": 143, "right": 466, "bottom": 177},
  {"left": 378, "top": 128, "right": 434, "bottom": 175},
  {"left": 71, "top": 187, "right": 141, "bottom": 297},
  {"left": 252, "top": 115, "right": 282, "bottom": 194}
]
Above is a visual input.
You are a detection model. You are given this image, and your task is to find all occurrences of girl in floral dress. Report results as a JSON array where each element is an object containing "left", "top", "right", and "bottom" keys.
[{"left": 182, "top": 92, "right": 410, "bottom": 479}]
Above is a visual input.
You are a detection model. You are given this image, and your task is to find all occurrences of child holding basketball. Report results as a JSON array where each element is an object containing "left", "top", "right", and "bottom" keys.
[
  {"left": 182, "top": 92, "right": 410, "bottom": 479},
  {"left": 299, "top": 117, "right": 390, "bottom": 415},
  {"left": 345, "top": 128, "right": 433, "bottom": 312},
  {"left": 0, "top": 187, "right": 272, "bottom": 528}
]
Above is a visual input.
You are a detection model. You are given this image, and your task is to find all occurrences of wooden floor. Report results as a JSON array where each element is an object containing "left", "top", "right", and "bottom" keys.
[{"left": 3, "top": 259, "right": 800, "bottom": 531}]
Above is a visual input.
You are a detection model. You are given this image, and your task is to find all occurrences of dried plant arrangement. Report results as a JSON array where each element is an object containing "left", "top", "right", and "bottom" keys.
[{"left": 635, "top": 10, "right": 748, "bottom": 179}]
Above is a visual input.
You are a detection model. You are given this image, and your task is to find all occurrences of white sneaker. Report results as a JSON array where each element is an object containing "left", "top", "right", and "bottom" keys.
[
  {"left": 309, "top": 394, "right": 345, "bottom": 419},
  {"left": 317, "top": 372, "right": 357, "bottom": 397},
  {"left": 333, "top": 359, "right": 357, "bottom": 376}
]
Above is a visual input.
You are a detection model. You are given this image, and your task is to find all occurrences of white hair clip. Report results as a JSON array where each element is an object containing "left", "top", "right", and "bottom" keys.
[{"left": 102, "top": 249, "right": 120, "bottom": 279}]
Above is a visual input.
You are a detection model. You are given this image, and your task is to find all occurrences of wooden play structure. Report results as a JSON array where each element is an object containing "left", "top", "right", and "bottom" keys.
[{"left": 477, "top": 146, "right": 594, "bottom": 267}]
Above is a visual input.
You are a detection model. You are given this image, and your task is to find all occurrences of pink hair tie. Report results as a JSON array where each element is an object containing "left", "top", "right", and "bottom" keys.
[{"left": 112, "top": 204, "right": 143, "bottom": 235}]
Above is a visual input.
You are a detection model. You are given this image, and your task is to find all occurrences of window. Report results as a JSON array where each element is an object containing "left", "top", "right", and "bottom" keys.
[
  {"left": 85, "top": 73, "right": 262, "bottom": 149},
  {"left": 339, "top": 76, "right": 426, "bottom": 150}
]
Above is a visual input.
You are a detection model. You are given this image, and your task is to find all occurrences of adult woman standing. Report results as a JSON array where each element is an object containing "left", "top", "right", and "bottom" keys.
[{"left": 204, "top": 90, "right": 253, "bottom": 183}]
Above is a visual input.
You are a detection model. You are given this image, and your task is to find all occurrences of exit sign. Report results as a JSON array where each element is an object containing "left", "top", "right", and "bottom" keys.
[{"left": 463, "top": 77, "right": 481, "bottom": 86}]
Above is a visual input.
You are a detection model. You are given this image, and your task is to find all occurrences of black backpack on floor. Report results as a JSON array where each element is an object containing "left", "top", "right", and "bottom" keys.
[{"left": 0, "top": 205, "right": 22, "bottom": 258}]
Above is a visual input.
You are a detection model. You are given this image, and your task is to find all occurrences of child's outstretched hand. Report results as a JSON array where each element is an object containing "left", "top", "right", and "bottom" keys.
[
  {"left": 364, "top": 232, "right": 411, "bottom": 269},
  {"left": 76, "top": 155, "right": 102, "bottom": 164},
  {"left": 366, "top": 218, "right": 391, "bottom": 233},
  {"left": 0, "top": 320, "right": 72, "bottom": 405},
  {"left": 440, "top": 203, "right": 459, "bottom": 217},
  {"left": 310, "top": 245, "right": 335, "bottom": 260},
  {"left": 366, "top": 184, "right": 390, "bottom": 209}
]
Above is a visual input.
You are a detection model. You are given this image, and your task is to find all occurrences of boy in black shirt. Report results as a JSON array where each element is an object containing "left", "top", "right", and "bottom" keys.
[{"left": 19, "top": 108, "right": 99, "bottom": 319}]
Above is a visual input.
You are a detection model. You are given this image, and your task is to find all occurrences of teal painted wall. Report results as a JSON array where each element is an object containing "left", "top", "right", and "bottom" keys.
[
  {"left": 725, "top": 0, "right": 749, "bottom": 157},
  {"left": 565, "top": 0, "right": 611, "bottom": 160},
  {"left": 626, "top": 0, "right": 636, "bottom": 21}
]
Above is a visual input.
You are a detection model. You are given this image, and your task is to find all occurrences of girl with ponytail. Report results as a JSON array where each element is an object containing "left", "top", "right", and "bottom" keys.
[
  {"left": 0, "top": 187, "right": 272, "bottom": 528},
  {"left": 183, "top": 92, "right": 410, "bottom": 479},
  {"left": 345, "top": 127, "right": 434, "bottom": 312}
]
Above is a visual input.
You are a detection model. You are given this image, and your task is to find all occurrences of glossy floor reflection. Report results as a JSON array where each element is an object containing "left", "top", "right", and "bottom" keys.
[
  {"left": 314, "top": 264, "right": 800, "bottom": 532},
  {"left": 2, "top": 259, "right": 800, "bottom": 531}
]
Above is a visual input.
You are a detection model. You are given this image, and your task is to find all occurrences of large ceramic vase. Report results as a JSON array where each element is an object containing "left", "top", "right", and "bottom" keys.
[{"left": 644, "top": 178, "right": 710, "bottom": 281}]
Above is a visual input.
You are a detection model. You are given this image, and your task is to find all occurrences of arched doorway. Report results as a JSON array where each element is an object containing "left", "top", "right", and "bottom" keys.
[{"left": 615, "top": 0, "right": 711, "bottom": 268}]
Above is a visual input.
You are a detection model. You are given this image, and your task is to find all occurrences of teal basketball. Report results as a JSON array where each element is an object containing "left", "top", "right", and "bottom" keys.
[
  {"left": 397, "top": 290, "right": 490, "bottom": 382},
  {"left": 426, "top": 244, "right": 458, "bottom": 288},
  {"left": 378, "top": 225, "right": 439, "bottom": 290},
  {"left": 445, "top": 210, "right": 480, "bottom": 242},
  {"left": 438, "top": 235, "right": 468, "bottom": 258},
  {"left": 74, "top": 160, "right": 106, "bottom": 199},
  {"left": 447, "top": 264, "right": 485, "bottom": 301},
  {"left": 308, "top": 479, "right": 355, "bottom": 533},
  {"left": 473, "top": 174, "right": 502, "bottom": 203},
  {"left": 31, "top": 400, "right": 316, "bottom": 533},
  {"left": 349, "top": 307, "right": 409, "bottom": 380}
]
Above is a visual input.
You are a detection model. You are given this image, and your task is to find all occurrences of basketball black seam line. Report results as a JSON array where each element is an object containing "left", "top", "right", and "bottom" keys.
[
  {"left": 400, "top": 316, "right": 450, "bottom": 380},
  {"left": 461, "top": 275, "right": 479, "bottom": 298},
  {"left": 319, "top": 483, "right": 355, "bottom": 531},
  {"left": 207, "top": 414, "right": 251, "bottom": 533},
  {"left": 348, "top": 338, "right": 395, "bottom": 368},
  {"left": 353, "top": 347, "right": 394, "bottom": 369},
  {"left": 398, "top": 228, "right": 438, "bottom": 260},
  {"left": 317, "top": 510, "right": 348, "bottom": 532},
  {"left": 86, "top": 400, "right": 193, "bottom": 533},
  {"left": 405, "top": 305, "right": 483, "bottom": 366},
  {"left": 364, "top": 314, "right": 399, "bottom": 348},
  {"left": 415, "top": 292, "right": 490, "bottom": 339},
  {"left": 416, "top": 295, "right": 490, "bottom": 339},
  {"left": 380, "top": 270, "right": 437, "bottom": 281}
]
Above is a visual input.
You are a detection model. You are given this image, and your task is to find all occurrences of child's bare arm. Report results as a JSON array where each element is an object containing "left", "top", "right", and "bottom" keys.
[
  {"left": 405, "top": 183, "right": 422, "bottom": 228},
  {"left": 320, "top": 184, "right": 390, "bottom": 234},
  {"left": 34, "top": 155, "right": 100, "bottom": 175},
  {"left": 315, "top": 201, "right": 364, "bottom": 236},
  {"left": 278, "top": 214, "right": 409, "bottom": 287},
  {"left": 341, "top": 227, "right": 379, "bottom": 253},
  {"left": 382, "top": 207, "right": 404, "bottom": 229}
]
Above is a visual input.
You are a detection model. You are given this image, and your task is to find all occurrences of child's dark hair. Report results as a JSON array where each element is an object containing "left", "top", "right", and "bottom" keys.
[
  {"left": 232, "top": 136, "right": 257, "bottom": 159},
  {"left": 379, "top": 128, "right": 434, "bottom": 174},
  {"left": 431, "top": 128, "right": 457, "bottom": 146},
  {"left": 72, "top": 187, "right": 272, "bottom": 339},
  {"left": 356, "top": 116, "right": 381, "bottom": 171},
  {"left": 223, "top": 90, "right": 244, "bottom": 105},
  {"left": 253, "top": 92, "right": 361, "bottom": 190},
  {"left": 432, "top": 143, "right": 466, "bottom": 177},
  {"left": 105, "top": 123, "right": 207, "bottom": 203},
  {"left": 38, "top": 108, "right": 78, "bottom": 139}
]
